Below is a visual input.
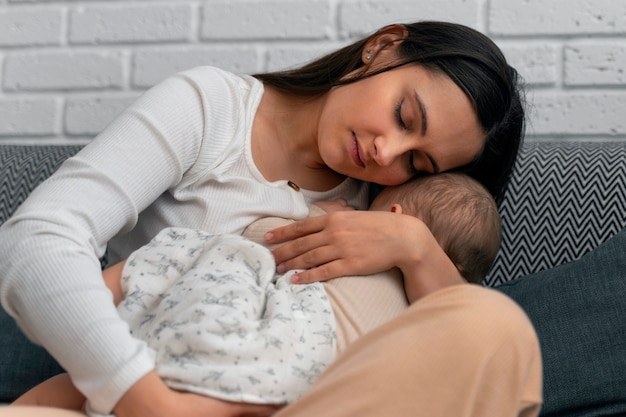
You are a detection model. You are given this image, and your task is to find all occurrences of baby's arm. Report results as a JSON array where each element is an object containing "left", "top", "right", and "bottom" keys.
[{"left": 102, "top": 260, "right": 127, "bottom": 305}]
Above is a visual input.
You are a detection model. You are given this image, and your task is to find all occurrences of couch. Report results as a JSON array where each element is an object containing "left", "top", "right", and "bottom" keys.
[{"left": 1, "top": 141, "right": 626, "bottom": 416}]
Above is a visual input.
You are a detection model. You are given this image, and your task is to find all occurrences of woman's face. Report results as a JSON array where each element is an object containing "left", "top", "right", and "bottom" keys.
[{"left": 317, "top": 64, "right": 484, "bottom": 186}]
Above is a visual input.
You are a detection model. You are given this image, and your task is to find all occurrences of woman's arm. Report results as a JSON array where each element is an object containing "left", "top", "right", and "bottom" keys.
[
  {"left": 0, "top": 70, "right": 208, "bottom": 414},
  {"left": 266, "top": 210, "right": 465, "bottom": 299},
  {"left": 113, "top": 372, "right": 282, "bottom": 417},
  {"left": 396, "top": 225, "right": 467, "bottom": 303},
  {"left": 12, "top": 374, "right": 85, "bottom": 410},
  {"left": 10, "top": 371, "right": 281, "bottom": 417}
]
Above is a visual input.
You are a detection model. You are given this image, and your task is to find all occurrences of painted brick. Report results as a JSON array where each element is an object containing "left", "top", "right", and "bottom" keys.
[
  {"left": 499, "top": 43, "right": 559, "bottom": 86},
  {"left": 490, "top": 0, "right": 626, "bottom": 35},
  {"left": 9, "top": 0, "right": 101, "bottom": 2},
  {"left": 565, "top": 43, "right": 626, "bottom": 86},
  {"left": 4, "top": 51, "right": 124, "bottom": 91},
  {"left": 529, "top": 92, "right": 626, "bottom": 136},
  {"left": 65, "top": 94, "right": 138, "bottom": 135},
  {"left": 201, "top": 0, "right": 331, "bottom": 40},
  {"left": 0, "top": 8, "right": 62, "bottom": 46},
  {"left": 132, "top": 46, "right": 258, "bottom": 88},
  {"left": 339, "top": 0, "right": 479, "bottom": 36},
  {"left": 69, "top": 4, "right": 192, "bottom": 44},
  {"left": 266, "top": 44, "right": 337, "bottom": 72},
  {"left": 1, "top": 0, "right": 626, "bottom": 143},
  {"left": 0, "top": 98, "right": 58, "bottom": 136}
]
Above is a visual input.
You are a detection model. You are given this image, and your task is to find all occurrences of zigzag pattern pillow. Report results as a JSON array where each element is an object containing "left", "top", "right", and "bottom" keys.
[
  {"left": 485, "top": 141, "right": 626, "bottom": 287},
  {"left": 0, "top": 145, "right": 82, "bottom": 225}
]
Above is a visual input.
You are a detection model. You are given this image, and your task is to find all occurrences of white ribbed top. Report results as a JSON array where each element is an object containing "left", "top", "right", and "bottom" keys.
[{"left": 0, "top": 66, "right": 368, "bottom": 413}]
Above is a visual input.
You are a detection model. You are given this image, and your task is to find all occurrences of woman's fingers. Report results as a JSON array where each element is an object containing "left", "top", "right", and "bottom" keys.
[
  {"left": 268, "top": 211, "right": 394, "bottom": 282},
  {"left": 273, "top": 238, "right": 334, "bottom": 273},
  {"left": 266, "top": 210, "right": 433, "bottom": 284},
  {"left": 265, "top": 215, "right": 325, "bottom": 244},
  {"left": 290, "top": 259, "right": 356, "bottom": 284}
]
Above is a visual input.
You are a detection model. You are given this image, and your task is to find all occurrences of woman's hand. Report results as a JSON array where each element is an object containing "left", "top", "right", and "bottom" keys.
[
  {"left": 114, "top": 371, "right": 282, "bottom": 417},
  {"left": 266, "top": 210, "right": 466, "bottom": 299},
  {"left": 265, "top": 210, "right": 424, "bottom": 283}
]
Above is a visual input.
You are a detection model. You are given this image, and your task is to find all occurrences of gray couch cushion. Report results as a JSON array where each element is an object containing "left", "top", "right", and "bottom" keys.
[{"left": 497, "top": 226, "right": 626, "bottom": 416}]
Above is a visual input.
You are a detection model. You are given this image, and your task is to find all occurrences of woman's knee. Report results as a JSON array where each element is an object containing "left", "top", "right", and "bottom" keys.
[
  {"left": 412, "top": 284, "right": 541, "bottom": 369},
  {"left": 409, "top": 285, "right": 543, "bottom": 412}
]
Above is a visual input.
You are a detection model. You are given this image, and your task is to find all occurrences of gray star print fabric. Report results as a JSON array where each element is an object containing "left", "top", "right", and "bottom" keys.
[{"left": 118, "top": 227, "right": 337, "bottom": 404}]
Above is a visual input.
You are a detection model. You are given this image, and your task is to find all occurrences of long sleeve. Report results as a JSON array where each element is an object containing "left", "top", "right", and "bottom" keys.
[
  {"left": 0, "top": 65, "right": 368, "bottom": 413},
  {"left": 0, "top": 68, "right": 217, "bottom": 413}
]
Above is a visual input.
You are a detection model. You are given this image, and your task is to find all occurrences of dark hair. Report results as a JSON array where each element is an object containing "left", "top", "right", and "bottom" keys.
[{"left": 254, "top": 21, "right": 525, "bottom": 203}]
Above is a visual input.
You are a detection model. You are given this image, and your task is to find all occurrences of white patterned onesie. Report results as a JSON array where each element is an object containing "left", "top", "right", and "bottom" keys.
[{"left": 117, "top": 227, "right": 337, "bottom": 404}]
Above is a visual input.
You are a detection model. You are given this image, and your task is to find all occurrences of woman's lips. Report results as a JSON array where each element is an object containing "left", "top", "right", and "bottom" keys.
[{"left": 351, "top": 134, "right": 365, "bottom": 168}]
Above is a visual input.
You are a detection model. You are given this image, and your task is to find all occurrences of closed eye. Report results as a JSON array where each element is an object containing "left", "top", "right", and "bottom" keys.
[
  {"left": 409, "top": 151, "right": 439, "bottom": 175},
  {"left": 395, "top": 98, "right": 406, "bottom": 130}
]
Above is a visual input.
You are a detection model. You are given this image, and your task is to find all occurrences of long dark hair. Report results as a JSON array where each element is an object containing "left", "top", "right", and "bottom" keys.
[{"left": 254, "top": 21, "right": 526, "bottom": 203}]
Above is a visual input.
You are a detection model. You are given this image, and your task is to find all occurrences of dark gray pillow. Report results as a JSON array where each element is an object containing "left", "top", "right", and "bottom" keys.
[{"left": 496, "top": 227, "right": 626, "bottom": 417}]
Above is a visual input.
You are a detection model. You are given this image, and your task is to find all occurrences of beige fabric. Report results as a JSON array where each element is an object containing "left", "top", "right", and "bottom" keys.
[
  {"left": 243, "top": 216, "right": 409, "bottom": 353},
  {"left": 274, "top": 284, "right": 543, "bottom": 417},
  {"left": 322, "top": 272, "right": 407, "bottom": 352}
]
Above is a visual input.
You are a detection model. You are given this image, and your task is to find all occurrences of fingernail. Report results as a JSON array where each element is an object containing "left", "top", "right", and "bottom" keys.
[
  {"left": 291, "top": 273, "right": 300, "bottom": 283},
  {"left": 264, "top": 232, "right": 274, "bottom": 242},
  {"left": 277, "top": 263, "right": 286, "bottom": 274}
]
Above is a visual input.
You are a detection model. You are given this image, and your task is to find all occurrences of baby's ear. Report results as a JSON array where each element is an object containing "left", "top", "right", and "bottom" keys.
[{"left": 390, "top": 204, "right": 403, "bottom": 214}]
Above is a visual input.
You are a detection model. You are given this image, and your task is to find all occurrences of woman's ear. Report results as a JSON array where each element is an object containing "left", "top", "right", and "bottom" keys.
[
  {"left": 390, "top": 203, "right": 404, "bottom": 214},
  {"left": 362, "top": 24, "right": 409, "bottom": 64}
]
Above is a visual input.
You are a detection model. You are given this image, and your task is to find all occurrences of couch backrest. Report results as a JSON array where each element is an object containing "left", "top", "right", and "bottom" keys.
[
  {"left": 0, "top": 145, "right": 82, "bottom": 225},
  {"left": 486, "top": 141, "right": 626, "bottom": 286},
  {"left": 2, "top": 142, "right": 626, "bottom": 284}
]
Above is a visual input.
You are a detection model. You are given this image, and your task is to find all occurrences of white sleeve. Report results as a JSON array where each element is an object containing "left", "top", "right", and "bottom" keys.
[{"left": 0, "top": 69, "right": 219, "bottom": 413}]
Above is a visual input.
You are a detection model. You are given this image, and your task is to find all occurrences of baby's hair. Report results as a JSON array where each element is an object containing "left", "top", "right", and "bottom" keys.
[{"left": 378, "top": 173, "right": 501, "bottom": 284}]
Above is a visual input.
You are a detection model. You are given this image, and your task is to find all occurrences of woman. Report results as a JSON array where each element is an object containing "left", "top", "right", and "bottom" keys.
[{"left": 0, "top": 21, "right": 535, "bottom": 416}]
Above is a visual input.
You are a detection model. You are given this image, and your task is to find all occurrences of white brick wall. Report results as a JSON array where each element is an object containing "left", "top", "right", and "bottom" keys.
[{"left": 0, "top": 0, "right": 625, "bottom": 144}]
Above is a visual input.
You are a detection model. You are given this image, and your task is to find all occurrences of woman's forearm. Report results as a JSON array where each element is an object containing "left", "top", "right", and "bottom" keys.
[
  {"left": 0, "top": 68, "right": 211, "bottom": 413},
  {"left": 12, "top": 374, "right": 85, "bottom": 410}
]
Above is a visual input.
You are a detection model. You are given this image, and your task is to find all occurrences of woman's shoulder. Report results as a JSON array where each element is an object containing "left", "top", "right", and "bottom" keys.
[{"left": 176, "top": 65, "right": 262, "bottom": 97}]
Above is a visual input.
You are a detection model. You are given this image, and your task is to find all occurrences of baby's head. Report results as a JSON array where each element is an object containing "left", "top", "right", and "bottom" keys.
[{"left": 370, "top": 173, "right": 501, "bottom": 284}]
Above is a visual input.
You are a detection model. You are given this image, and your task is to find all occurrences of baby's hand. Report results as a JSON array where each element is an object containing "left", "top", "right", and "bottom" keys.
[{"left": 312, "top": 199, "right": 355, "bottom": 214}]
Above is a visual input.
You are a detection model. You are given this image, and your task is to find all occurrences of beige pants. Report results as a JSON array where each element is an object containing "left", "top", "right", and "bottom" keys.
[
  {"left": 3, "top": 285, "right": 542, "bottom": 417},
  {"left": 275, "top": 284, "right": 542, "bottom": 417}
]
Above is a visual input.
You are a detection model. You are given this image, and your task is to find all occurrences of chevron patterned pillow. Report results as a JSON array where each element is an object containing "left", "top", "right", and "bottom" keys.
[
  {"left": 485, "top": 141, "right": 626, "bottom": 287},
  {"left": 0, "top": 145, "right": 83, "bottom": 225}
]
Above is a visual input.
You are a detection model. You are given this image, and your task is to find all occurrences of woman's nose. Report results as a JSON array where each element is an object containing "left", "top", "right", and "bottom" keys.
[{"left": 373, "top": 135, "right": 408, "bottom": 167}]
